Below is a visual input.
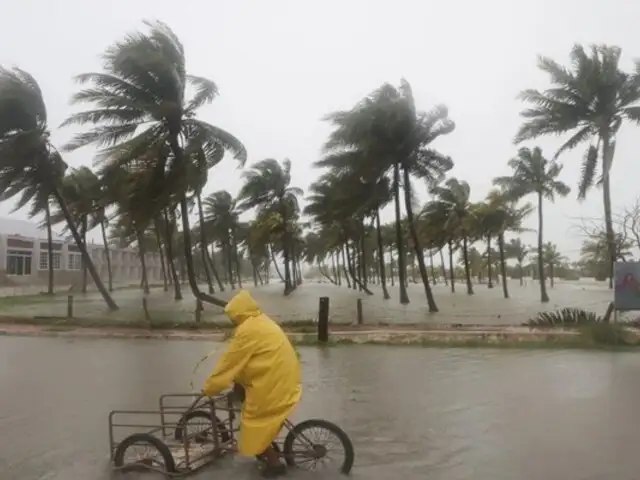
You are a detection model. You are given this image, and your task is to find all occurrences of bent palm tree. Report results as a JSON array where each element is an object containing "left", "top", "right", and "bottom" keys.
[
  {"left": 0, "top": 67, "right": 117, "bottom": 309},
  {"left": 237, "top": 158, "right": 303, "bottom": 295},
  {"left": 494, "top": 147, "right": 570, "bottom": 302},
  {"left": 516, "top": 44, "right": 640, "bottom": 289},
  {"left": 61, "top": 21, "right": 246, "bottom": 308}
]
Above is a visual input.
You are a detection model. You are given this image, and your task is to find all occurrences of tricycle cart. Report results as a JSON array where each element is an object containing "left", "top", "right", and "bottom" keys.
[{"left": 108, "top": 392, "right": 354, "bottom": 476}]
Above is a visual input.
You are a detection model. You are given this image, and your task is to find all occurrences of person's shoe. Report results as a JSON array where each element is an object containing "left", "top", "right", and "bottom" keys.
[{"left": 260, "top": 463, "right": 287, "bottom": 478}]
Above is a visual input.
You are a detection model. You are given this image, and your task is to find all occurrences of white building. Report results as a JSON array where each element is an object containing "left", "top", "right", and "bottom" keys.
[{"left": 0, "top": 217, "right": 163, "bottom": 287}]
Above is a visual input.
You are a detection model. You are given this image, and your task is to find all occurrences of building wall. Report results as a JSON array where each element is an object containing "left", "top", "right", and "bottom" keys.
[{"left": 0, "top": 233, "right": 163, "bottom": 288}]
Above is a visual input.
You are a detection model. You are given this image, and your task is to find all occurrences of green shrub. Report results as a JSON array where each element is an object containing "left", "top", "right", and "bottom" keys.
[{"left": 526, "top": 308, "right": 602, "bottom": 327}]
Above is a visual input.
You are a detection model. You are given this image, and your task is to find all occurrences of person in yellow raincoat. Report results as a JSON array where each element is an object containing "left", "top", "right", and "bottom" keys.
[{"left": 202, "top": 290, "right": 301, "bottom": 477}]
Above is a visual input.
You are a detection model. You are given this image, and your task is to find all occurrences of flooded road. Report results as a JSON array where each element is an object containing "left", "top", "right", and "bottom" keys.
[{"left": 2, "top": 336, "right": 640, "bottom": 479}]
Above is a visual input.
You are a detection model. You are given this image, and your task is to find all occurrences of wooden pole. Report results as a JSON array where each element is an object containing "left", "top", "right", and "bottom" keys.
[
  {"left": 195, "top": 298, "right": 203, "bottom": 322},
  {"left": 356, "top": 298, "right": 363, "bottom": 325},
  {"left": 318, "top": 297, "right": 329, "bottom": 343},
  {"left": 67, "top": 295, "right": 73, "bottom": 318}
]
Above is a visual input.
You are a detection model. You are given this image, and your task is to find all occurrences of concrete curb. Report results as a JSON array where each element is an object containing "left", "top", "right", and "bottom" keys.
[{"left": 0, "top": 324, "right": 581, "bottom": 344}]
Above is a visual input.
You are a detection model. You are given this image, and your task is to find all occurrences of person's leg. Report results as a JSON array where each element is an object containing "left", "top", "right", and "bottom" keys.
[{"left": 262, "top": 445, "right": 282, "bottom": 467}]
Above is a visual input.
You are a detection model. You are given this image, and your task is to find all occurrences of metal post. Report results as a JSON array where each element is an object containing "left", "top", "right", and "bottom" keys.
[
  {"left": 67, "top": 295, "right": 73, "bottom": 318},
  {"left": 318, "top": 297, "right": 329, "bottom": 343},
  {"left": 356, "top": 298, "right": 363, "bottom": 325}
]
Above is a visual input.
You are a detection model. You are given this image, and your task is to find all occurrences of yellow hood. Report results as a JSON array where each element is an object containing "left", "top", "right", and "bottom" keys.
[{"left": 224, "top": 290, "right": 262, "bottom": 324}]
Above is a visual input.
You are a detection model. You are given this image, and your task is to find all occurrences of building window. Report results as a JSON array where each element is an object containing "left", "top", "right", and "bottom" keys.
[
  {"left": 6, "top": 250, "right": 32, "bottom": 276},
  {"left": 39, "top": 252, "right": 62, "bottom": 270},
  {"left": 67, "top": 253, "right": 83, "bottom": 271}
]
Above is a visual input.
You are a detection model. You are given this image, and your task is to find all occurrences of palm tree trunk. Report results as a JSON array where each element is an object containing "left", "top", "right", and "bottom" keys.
[
  {"left": 486, "top": 236, "right": 494, "bottom": 288},
  {"left": 153, "top": 220, "right": 168, "bottom": 292},
  {"left": 549, "top": 263, "right": 555, "bottom": 288},
  {"left": 208, "top": 246, "right": 225, "bottom": 291},
  {"left": 136, "top": 228, "right": 150, "bottom": 295},
  {"left": 439, "top": 249, "right": 448, "bottom": 286},
  {"left": 226, "top": 241, "right": 236, "bottom": 290},
  {"left": 45, "top": 202, "right": 54, "bottom": 295},
  {"left": 498, "top": 233, "right": 509, "bottom": 299},
  {"left": 163, "top": 209, "right": 182, "bottom": 300},
  {"left": 81, "top": 215, "right": 88, "bottom": 294},
  {"left": 404, "top": 172, "right": 438, "bottom": 310},
  {"left": 393, "top": 163, "right": 410, "bottom": 304},
  {"left": 100, "top": 220, "right": 113, "bottom": 292},
  {"left": 232, "top": 226, "right": 243, "bottom": 289},
  {"left": 463, "top": 237, "right": 474, "bottom": 295},
  {"left": 389, "top": 245, "right": 395, "bottom": 287},
  {"left": 341, "top": 246, "right": 351, "bottom": 289},
  {"left": 51, "top": 189, "right": 117, "bottom": 310},
  {"left": 269, "top": 244, "right": 285, "bottom": 282},
  {"left": 178, "top": 195, "right": 226, "bottom": 307},
  {"left": 537, "top": 192, "right": 549, "bottom": 303},
  {"left": 280, "top": 204, "right": 293, "bottom": 295},
  {"left": 428, "top": 251, "right": 437, "bottom": 285},
  {"left": 359, "top": 221, "right": 368, "bottom": 289},
  {"left": 375, "top": 208, "right": 390, "bottom": 300},
  {"left": 602, "top": 133, "right": 616, "bottom": 290},
  {"left": 448, "top": 240, "right": 455, "bottom": 292},
  {"left": 332, "top": 252, "right": 341, "bottom": 286},
  {"left": 167, "top": 135, "right": 227, "bottom": 307},
  {"left": 346, "top": 242, "right": 373, "bottom": 294},
  {"left": 195, "top": 194, "right": 215, "bottom": 294},
  {"left": 519, "top": 260, "right": 524, "bottom": 286}
]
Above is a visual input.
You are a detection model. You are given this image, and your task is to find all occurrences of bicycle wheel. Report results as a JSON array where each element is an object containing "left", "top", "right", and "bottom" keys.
[
  {"left": 174, "top": 410, "right": 231, "bottom": 444},
  {"left": 283, "top": 419, "right": 354, "bottom": 474},
  {"left": 113, "top": 433, "right": 176, "bottom": 473}
]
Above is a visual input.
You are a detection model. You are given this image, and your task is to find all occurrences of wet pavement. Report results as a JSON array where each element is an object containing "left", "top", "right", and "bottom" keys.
[
  {"left": 0, "top": 280, "right": 616, "bottom": 326},
  {"left": 2, "top": 336, "right": 640, "bottom": 479}
]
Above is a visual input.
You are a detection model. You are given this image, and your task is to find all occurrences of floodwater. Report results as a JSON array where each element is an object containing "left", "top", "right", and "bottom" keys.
[
  {"left": 2, "top": 337, "right": 640, "bottom": 479},
  {"left": 0, "top": 279, "right": 615, "bottom": 326}
]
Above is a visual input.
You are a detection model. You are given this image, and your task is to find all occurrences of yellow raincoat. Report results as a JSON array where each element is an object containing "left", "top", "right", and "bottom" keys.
[{"left": 202, "top": 290, "right": 302, "bottom": 456}]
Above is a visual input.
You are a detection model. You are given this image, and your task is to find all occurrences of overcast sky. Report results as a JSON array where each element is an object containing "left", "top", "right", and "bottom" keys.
[{"left": 2, "top": 0, "right": 640, "bottom": 260}]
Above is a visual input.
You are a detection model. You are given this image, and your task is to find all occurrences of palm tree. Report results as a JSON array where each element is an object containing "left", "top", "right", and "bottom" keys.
[
  {"left": 542, "top": 242, "right": 567, "bottom": 288},
  {"left": 237, "top": 158, "right": 303, "bottom": 295},
  {"left": 494, "top": 147, "right": 570, "bottom": 302},
  {"left": 0, "top": 67, "right": 117, "bottom": 309},
  {"left": 580, "top": 230, "right": 633, "bottom": 280},
  {"left": 321, "top": 80, "right": 454, "bottom": 310},
  {"left": 62, "top": 21, "right": 246, "bottom": 308},
  {"left": 516, "top": 44, "right": 640, "bottom": 289},
  {"left": 203, "top": 190, "right": 239, "bottom": 290},
  {"left": 480, "top": 190, "right": 533, "bottom": 298},
  {"left": 505, "top": 238, "right": 529, "bottom": 285},
  {"left": 427, "top": 178, "right": 475, "bottom": 295}
]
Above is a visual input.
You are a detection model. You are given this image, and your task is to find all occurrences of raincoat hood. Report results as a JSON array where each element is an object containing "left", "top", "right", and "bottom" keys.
[{"left": 224, "top": 290, "right": 262, "bottom": 324}]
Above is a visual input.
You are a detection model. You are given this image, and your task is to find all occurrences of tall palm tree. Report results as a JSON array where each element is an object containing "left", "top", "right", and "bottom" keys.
[
  {"left": 61, "top": 21, "right": 246, "bottom": 308},
  {"left": 516, "top": 44, "right": 640, "bottom": 289},
  {"left": 321, "top": 80, "right": 454, "bottom": 309},
  {"left": 237, "top": 158, "right": 303, "bottom": 295},
  {"left": 0, "top": 67, "right": 117, "bottom": 309},
  {"left": 494, "top": 147, "right": 570, "bottom": 302},
  {"left": 427, "top": 178, "right": 475, "bottom": 295}
]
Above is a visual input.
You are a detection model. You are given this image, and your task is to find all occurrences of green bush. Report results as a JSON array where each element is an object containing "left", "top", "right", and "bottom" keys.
[{"left": 526, "top": 308, "right": 602, "bottom": 327}]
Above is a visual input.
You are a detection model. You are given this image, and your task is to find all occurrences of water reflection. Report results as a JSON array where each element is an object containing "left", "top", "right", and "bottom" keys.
[{"left": 2, "top": 337, "right": 640, "bottom": 479}]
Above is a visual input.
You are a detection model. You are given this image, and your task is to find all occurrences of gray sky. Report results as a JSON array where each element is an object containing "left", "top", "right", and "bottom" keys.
[{"left": 2, "top": 0, "right": 640, "bottom": 260}]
